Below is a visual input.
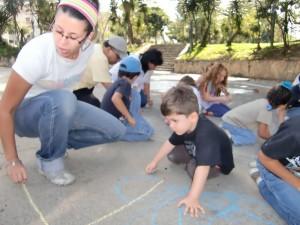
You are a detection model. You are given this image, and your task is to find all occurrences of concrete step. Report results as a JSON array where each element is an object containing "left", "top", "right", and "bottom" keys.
[{"left": 149, "top": 44, "right": 186, "bottom": 71}]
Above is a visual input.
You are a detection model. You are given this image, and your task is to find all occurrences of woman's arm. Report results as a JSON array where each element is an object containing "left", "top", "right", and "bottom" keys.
[{"left": 0, "top": 70, "right": 32, "bottom": 183}]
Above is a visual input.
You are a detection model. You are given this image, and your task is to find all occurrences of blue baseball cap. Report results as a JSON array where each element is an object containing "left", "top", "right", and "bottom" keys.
[
  {"left": 279, "top": 80, "right": 292, "bottom": 90},
  {"left": 119, "top": 56, "right": 141, "bottom": 74}
]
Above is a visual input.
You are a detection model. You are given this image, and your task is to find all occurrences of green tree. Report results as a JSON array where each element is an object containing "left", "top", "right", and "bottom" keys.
[
  {"left": 256, "top": 0, "right": 279, "bottom": 47},
  {"left": 3, "top": 0, "right": 24, "bottom": 47},
  {"left": 29, "top": 0, "right": 56, "bottom": 34},
  {"left": 226, "top": 0, "right": 244, "bottom": 47},
  {"left": 276, "top": 0, "right": 300, "bottom": 51},
  {"left": 178, "top": 0, "right": 201, "bottom": 50},
  {"left": 0, "top": 5, "right": 11, "bottom": 43},
  {"left": 144, "top": 7, "right": 169, "bottom": 44},
  {"left": 198, "top": 0, "right": 219, "bottom": 47}
]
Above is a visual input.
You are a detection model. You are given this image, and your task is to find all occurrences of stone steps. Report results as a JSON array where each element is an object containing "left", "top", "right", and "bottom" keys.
[{"left": 149, "top": 44, "right": 186, "bottom": 71}]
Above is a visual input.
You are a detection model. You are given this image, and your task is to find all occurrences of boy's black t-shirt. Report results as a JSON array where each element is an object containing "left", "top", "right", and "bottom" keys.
[
  {"left": 101, "top": 78, "right": 131, "bottom": 118},
  {"left": 169, "top": 115, "right": 234, "bottom": 174},
  {"left": 262, "top": 116, "right": 300, "bottom": 176}
]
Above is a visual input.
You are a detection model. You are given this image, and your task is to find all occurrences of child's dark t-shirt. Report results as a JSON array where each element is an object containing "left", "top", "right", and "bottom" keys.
[
  {"left": 262, "top": 116, "right": 300, "bottom": 176},
  {"left": 169, "top": 115, "right": 234, "bottom": 174},
  {"left": 101, "top": 78, "right": 131, "bottom": 118}
]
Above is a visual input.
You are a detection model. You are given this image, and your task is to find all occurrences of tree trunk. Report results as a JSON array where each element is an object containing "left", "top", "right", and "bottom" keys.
[
  {"left": 226, "top": 31, "right": 239, "bottom": 47},
  {"left": 122, "top": 1, "right": 134, "bottom": 44},
  {"left": 269, "top": 5, "right": 276, "bottom": 47},
  {"left": 188, "top": 20, "right": 194, "bottom": 52},
  {"left": 200, "top": 23, "right": 211, "bottom": 48}
]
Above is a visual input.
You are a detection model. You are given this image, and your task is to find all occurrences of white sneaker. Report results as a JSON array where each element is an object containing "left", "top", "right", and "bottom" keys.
[
  {"left": 248, "top": 160, "right": 257, "bottom": 168},
  {"left": 249, "top": 168, "right": 262, "bottom": 185},
  {"left": 37, "top": 157, "right": 75, "bottom": 186},
  {"left": 39, "top": 169, "right": 76, "bottom": 186}
]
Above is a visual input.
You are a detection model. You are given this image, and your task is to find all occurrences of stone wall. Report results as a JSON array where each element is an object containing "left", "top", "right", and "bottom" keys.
[{"left": 174, "top": 59, "right": 300, "bottom": 81}]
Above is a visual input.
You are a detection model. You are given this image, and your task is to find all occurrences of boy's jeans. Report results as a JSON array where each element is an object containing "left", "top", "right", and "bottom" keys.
[
  {"left": 257, "top": 161, "right": 300, "bottom": 225},
  {"left": 120, "top": 89, "right": 154, "bottom": 142},
  {"left": 14, "top": 90, "right": 126, "bottom": 161},
  {"left": 222, "top": 122, "right": 256, "bottom": 145}
]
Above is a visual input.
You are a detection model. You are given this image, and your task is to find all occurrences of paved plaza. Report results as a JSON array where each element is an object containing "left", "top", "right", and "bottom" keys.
[{"left": 0, "top": 67, "right": 283, "bottom": 225}]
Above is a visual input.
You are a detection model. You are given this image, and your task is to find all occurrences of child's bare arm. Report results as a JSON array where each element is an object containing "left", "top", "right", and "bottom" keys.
[
  {"left": 219, "top": 85, "right": 230, "bottom": 96},
  {"left": 257, "top": 122, "right": 271, "bottom": 139},
  {"left": 201, "top": 85, "right": 230, "bottom": 103},
  {"left": 145, "top": 140, "right": 175, "bottom": 174},
  {"left": 258, "top": 151, "right": 300, "bottom": 191},
  {"left": 178, "top": 165, "right": 210, "bottom": 217},
  {"left": 276, "top": 105, "right": 286, "bottom": 123},
  {"left": 112, "top": 92, "right": 135, "bottom": 126}
]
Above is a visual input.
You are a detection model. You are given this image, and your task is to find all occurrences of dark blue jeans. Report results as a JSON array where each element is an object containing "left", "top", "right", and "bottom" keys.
[
  {"left": 207, "top": 103, "right": 230, "bottom": 117},
  {"left": 140, "top": 90, "right": 147, "bottom": 108}
]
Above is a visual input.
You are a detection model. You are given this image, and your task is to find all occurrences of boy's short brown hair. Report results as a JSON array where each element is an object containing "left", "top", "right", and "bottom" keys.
[{"left": 161, "top": 85, "right": 199, "bottom": 116}]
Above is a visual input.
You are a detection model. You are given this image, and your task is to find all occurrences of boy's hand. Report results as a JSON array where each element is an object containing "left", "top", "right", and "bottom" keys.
[
  {"left": 177, "top": 195, "right": 205, "bottom": 218},
  {"left": 127, "top": 116, "right": 136, "bottom": 127},
  {"left": 145, "top": 161, "right": 157, "bottom": 174}
]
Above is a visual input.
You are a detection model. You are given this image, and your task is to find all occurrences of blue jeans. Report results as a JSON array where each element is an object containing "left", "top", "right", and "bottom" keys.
[
  {"left": 14, "top": 90, "right": 126, "bottom": 161},
  {"left": 120, "top": 89, "right": 154, "bottom": 142},
  {"left": 207, "top": 103, "right": 230, "bottom": 117},
  {"left": 140, "top": 90, "right": 147, "bottom": 108},
  {"left": 222, "top": 122, "right": 256, "bottom": 145},
  {"left": 257, "top": 161, "right": 300, "bottom": 225}
]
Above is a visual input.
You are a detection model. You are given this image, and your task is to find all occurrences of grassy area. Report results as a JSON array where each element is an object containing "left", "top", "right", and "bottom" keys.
[
  {"left": 0, "top": 41, "right": 18, "bottom": 58},
  {"left": 180, "top": 42, "right": 300, "bottom": 61}
]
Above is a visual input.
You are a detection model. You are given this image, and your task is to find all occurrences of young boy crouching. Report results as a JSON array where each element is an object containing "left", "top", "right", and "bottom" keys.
[{"left": 145, "top": 85, "right": 234, "bottom": 217}]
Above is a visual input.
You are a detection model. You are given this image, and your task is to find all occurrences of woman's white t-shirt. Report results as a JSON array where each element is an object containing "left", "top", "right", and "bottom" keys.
[{"left": 12, "top": 32, "right": 94, "bottom": 97}]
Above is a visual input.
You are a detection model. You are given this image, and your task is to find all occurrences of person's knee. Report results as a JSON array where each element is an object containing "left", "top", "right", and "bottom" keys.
[
  {"left": 110, "top": 121, "right": 126, "bottom": 140},
  {"left": 46, "top": 90, "right": 77, "bottom": 120}
]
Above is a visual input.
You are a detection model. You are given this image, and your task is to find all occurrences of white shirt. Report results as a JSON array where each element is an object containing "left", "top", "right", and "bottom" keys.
[
  {"left": 12, "top": 32, "right": 94, "bottom": 97},
  {"left": 73, "top": 44, "right": 111, "bottom": 90},
  {"left": 191, "top": 86, "right": 202, "bottom": 112}
]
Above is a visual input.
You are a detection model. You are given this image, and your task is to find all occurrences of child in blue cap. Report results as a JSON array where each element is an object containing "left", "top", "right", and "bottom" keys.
[
  {"left": 102, "top": 56, "right": 153, "bottom": 141},
  {"left": 221, "top": 81, "right": 292, "bottom": 146}
]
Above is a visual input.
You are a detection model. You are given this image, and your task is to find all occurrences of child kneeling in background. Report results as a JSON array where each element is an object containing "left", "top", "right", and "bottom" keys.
[
  {"left": 221, "top": 81, "right": 292, "bottom": 146},
  {"left": 101, "top": 56, "right": 153, "bottom": 141},
  {"left": 145, "top": 85, "right": 234, "bottom": 217}
]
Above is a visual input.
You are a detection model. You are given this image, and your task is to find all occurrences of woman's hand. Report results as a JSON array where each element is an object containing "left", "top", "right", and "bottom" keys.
[{"left": 6, "top": 160, "right": 27, "bottom": 184}]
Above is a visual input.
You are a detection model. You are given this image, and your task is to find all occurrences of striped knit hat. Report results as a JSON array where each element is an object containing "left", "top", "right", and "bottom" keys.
[{"left": 58, "top": 0, "right": 99, "bottom": 30}]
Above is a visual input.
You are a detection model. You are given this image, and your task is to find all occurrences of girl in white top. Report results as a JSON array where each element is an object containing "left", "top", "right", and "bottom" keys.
[{"left": 0, "top": 0, "right": 125, "bottom": 186}]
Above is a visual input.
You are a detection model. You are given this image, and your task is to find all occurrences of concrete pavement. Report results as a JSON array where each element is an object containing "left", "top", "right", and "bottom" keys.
[{"left": 0, "top": 68, "right": 283, "bottom": 225}]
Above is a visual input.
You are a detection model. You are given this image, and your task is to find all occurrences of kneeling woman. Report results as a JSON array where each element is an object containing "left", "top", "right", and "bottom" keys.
[{"left": 0, "top": 0, "right": 125, "bottom": 186}]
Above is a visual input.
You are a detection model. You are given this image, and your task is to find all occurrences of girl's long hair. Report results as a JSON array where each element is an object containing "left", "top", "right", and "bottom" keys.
[{"left": 199, "top": 63, "right": 228, "bottom": 96}]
